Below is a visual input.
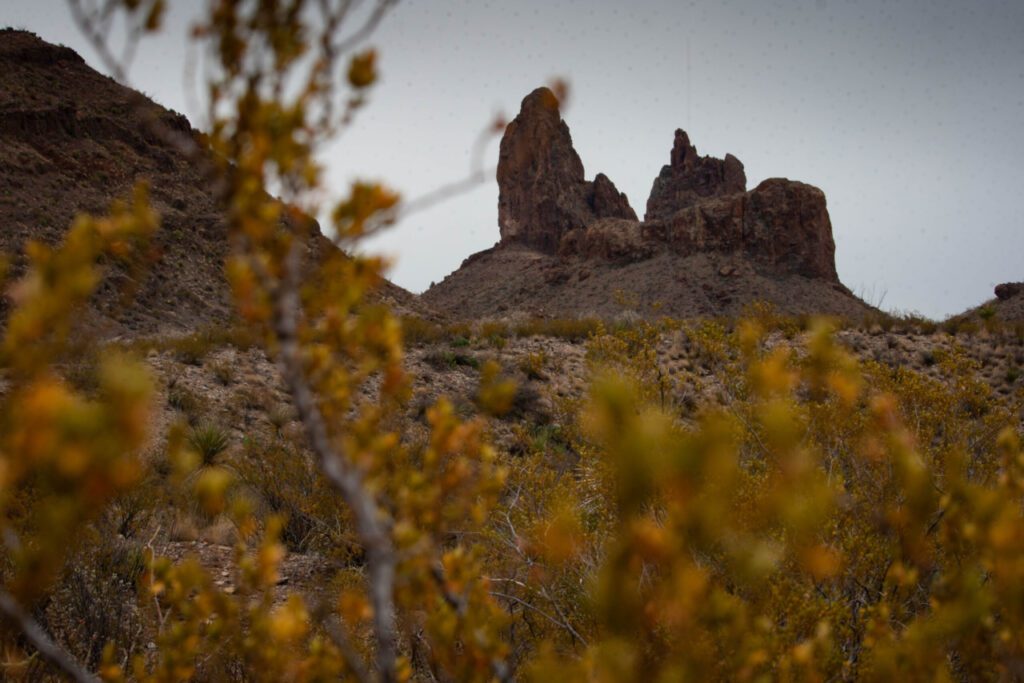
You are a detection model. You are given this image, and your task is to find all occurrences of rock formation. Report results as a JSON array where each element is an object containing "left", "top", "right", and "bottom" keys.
[
  {"left": 496, "top": 87, "right": 635, "bottom": 252},
  {"left": 637, "top": 178, "right": 837, "bottom": 281},
  {"left": 426, "top": 85, "right": 860, "bottom": 320},
  {"left": 644, "top": 129, "right": 746, "bottom": 221},
  {"left": 491, "top": 86, "right": 840, "bottom": 285}
]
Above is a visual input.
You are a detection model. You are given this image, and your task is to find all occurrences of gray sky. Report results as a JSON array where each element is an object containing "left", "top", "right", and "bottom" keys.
[{"left": 6, "top": 0, "right": 1024, "bottom": 319}]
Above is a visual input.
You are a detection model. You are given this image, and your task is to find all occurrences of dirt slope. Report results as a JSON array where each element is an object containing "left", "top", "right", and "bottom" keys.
[{"left": 423, "top": 243, "right": 869, "bottom": 321}]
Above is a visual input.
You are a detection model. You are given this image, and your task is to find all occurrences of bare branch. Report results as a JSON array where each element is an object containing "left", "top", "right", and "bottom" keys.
[
  {"left": 334, "top": 0, "right": 398, "bottom": 57},
  {"left": 66, "top": 0, "right": 129, "bottom": 83},
  {"left": 489, "top": 590, "right": 587, "bottom": 646},
  {"left": 0, "top": 590, "right": 99, "bottom": 683}
]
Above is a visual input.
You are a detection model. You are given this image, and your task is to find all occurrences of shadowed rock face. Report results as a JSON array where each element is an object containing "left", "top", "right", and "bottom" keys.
[
  {"left": 496, "top": 87, "right": 635, "bottom": 252},
  {"left": 644, "top": 129, "right": 746, "bottom": 221},
  {"left": 493, "top": 86, "right": 840, "bottom": 285}
]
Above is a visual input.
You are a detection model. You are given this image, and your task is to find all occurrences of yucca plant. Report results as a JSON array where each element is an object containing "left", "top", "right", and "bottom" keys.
[{"left": 188, "top": 423, "right": 231, "bottom": 468}]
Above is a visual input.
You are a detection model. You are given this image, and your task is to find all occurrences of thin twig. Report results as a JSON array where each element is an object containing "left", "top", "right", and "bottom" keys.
[
  {"left": 334, "top": 0, "right": 398, "bottom": 56},
  {"left": 66, "top": 0, "right": 129, "bottom": 83},
  {"left": 489, "top": 590, "right": 584, "bottom": 645}
]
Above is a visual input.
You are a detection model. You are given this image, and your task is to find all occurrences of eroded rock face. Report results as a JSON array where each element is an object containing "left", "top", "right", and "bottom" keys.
[
  {"left": 644, "top": 179, "right": 837, "bottom": 281},
  {"left": 494, "top": 86, "right": 841, "bottom": 285},
  {"left": 644, "top": 129, "right": 746, "bottom": 221},
  {"left": 587, "top": 173, "right": 637, "bottom": 222},
  {"left": 560, "top": 179, "right": 838, "bottom": 281},
  {"left": 496, "top": 87, "right": 634, "bottom": 252}
]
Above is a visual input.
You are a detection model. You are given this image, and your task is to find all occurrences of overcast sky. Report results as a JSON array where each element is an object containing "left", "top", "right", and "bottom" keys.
[{"left": 6, "top": 0, "right": 1024, "bottom": 319}]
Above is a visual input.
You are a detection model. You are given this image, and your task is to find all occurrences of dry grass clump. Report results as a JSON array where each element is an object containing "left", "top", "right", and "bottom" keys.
[
  {"left": 119, "top": 323, "right": 260, "bottom": 363},
  {"left": 513, "top": 317, "right": 602, "bottom": 341},
  {"left": 166, "top": 378, "right": 206, "bottom": 424},
  {"left": 519, "top": 351, "right": 548, "bottom": 380}
]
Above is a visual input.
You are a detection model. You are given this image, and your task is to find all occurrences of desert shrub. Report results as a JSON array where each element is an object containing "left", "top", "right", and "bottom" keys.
[
  {"left": 400, "top": 315, "right": 443, "bottom": 345},
  {"left": 895, "top": 311, "right": 939, "bottom": 335},
  {"left": 267, "top": 403, "right": 295, "bottom": 434},
  {"left": 166, "top": 378, "right": 205, "bottom": 424},
  {"left": 508, "top": 320, "right": 1024, "bottom": 680},
  {"left": 169, "top": 333, "right": 214, "bottom": 366},
  {"left": 234, "top": 438, "right": 354, "bottom": 556},
  {"left": 514, "top": 317, "right": 602, "bottom": 342},
  {"left": 210, "top": 359, "right": 235, "bottom": 385},
  {"left": 124, "top": 324, "right": 258, "bottom": 360},
  {"left": 742, "top": 300, "right": 811, "bottom": 338},
  {"left": 61, "top": 348, "right": 103, "bottom": 395},
  {"left": 479, "top": 320, "right": 511, "bottom": 348},
  {"left": 519, "top": 350, "right": 548, "bottom": 380},
  {"left": 234, "top": 384, "right": 272, "bottom": 412},
  {"left": 44, "top": 534, "right": 148, "bottom": 674},
  {"left": 424, "top": 349, "right": 480, "bottom": 370},
  {"left": 943, "top": 315, "right": 979, "bottom": 337},
  {"left": 444, "top": 321, "right": 473, "bottom": 342}
]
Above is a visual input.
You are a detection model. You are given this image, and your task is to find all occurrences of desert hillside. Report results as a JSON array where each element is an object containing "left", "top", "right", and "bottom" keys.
[{"left": 0, "top": 29, "right": 425, "bottom": 337}]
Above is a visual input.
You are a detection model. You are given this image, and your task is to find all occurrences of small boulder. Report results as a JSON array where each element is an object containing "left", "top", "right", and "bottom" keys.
[{"left": 995, "top": 282, "right": 1023, "bottom": 300}]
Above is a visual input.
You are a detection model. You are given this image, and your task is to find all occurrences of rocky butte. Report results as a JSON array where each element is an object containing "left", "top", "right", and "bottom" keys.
[{"left": 424, "top": 87, "right": 867, "bottom": 319}]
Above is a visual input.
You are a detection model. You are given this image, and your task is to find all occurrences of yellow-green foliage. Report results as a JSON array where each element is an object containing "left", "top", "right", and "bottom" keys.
[{"left": 510, "top": 320, "right": 1024, "bottom": 681}]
